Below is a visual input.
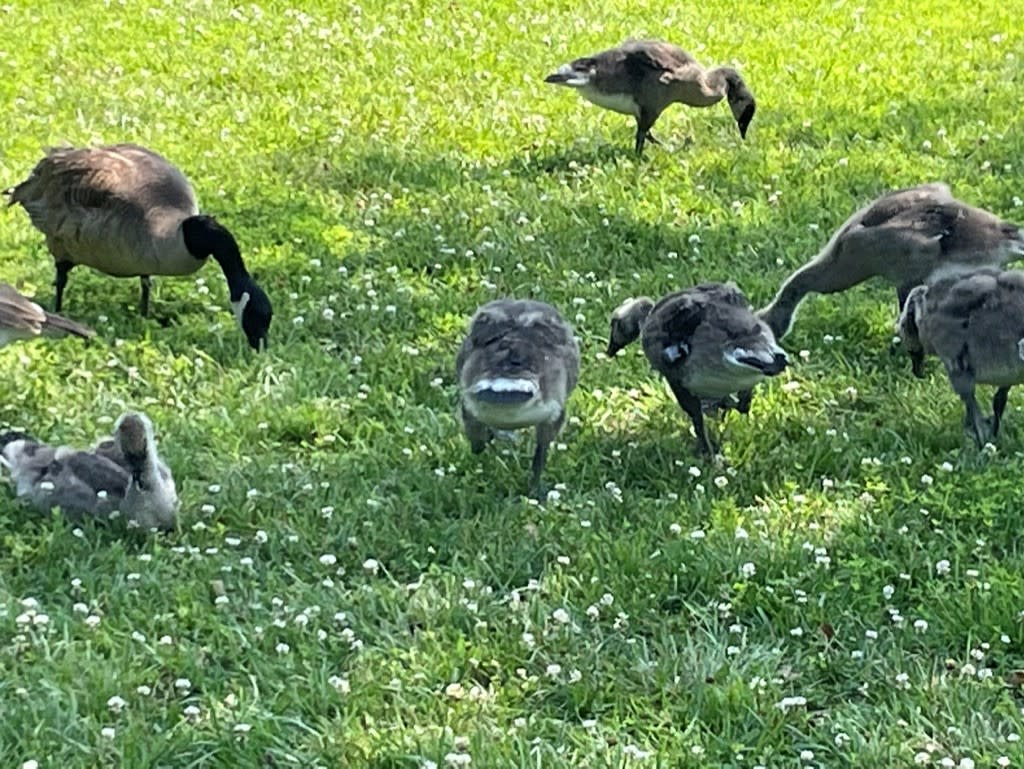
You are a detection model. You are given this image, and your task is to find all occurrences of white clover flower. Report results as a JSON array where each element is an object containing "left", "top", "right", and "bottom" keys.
[
  {"left": 362, "top": 558, "right": 380, "bottom": 575},
  {"left": 914, "top": 619, "right": 929, "bottom": 633},
  {"left": 690, "top": 529, "right": 706, "bottom": 540},
  {"left": 552, "top": 608, "right": 570, "bottom": 624},
  {"left": 101, "top": 727, "right": 116, "bottom": 739},
  {"left": 545, "top": 663, "right": 562, "bottom": 678},
  {"left": 921, "top": 474, "right": 934, "bottom": 486},
  {"left": 740, "top": 562, "right": 756, "bottom": 579},
  {"left": 174, "top": 678, "right": 192, "bottom": 691},
  {"left": 776, "top": 695, "right": 807, "bottom": 711},
  {"left": 328, "top": 676, "right": 351, "bottom": 693},
  {"left": 319, "top": 554, "right": 337, "bottom": 566},
  {"left": 107, "top": 695, "right": 127, "bottom": 712},
  {"left": 234, "top": 723, "right": 252, "bottom": 734}
]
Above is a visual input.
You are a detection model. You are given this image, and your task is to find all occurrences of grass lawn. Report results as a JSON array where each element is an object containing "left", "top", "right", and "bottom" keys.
[{"left": 2, "top": 0, "right": 1024, "bottom": 766}]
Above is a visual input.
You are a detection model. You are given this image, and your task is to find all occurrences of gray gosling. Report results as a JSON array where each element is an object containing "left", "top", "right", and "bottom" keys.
[
  {"left": 456, "top": 299, "right": 580, "bottom": 495},
  {"left": 608, "top": 283, "right": 788, "bottom": 455},
  {"left": 0, "top": 412, "right": 179, "bottom": 531},
  {"left": 6, "top": 143, "right": 273, "bottom": 349},
  {"left": 898, "top": 268, "right": 1024, "bottom": 447},
  {"left": 0, "top": 282, "right": 94, "bottom": 347},
  {"left": 759, "top": 182, "right": 1024, "bottom": 339},
  {"left": 545, "top": 39, "right": 755, "bottom": 156}
]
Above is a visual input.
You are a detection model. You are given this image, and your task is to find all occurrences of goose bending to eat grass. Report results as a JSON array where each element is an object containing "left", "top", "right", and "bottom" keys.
[
  {"left": 6, "top": 143, "right": 273, "bottom": 349},
  {"left": 759, "top": 183, "right": 1024, "bottom": 340},
  {"left": 608, "top": 283, "right": 788, "bottom": 455},
  {"left": 898, "top": 268, "right": 1024, "bottom": 447},
  {"left": 456, "top": 298, "right": 580, "bottom": 495},
  {"left": 545, "top": 39, "right": 756, "bottom": 156}
]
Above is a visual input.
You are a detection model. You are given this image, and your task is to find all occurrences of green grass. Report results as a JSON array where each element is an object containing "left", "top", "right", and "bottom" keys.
[{"left": 1, "top": 0, "right": 1024, "bottom": 766}]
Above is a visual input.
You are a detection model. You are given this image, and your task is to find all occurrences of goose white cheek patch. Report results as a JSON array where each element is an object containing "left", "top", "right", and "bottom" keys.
[{"left": 230, "top": 292, "right": 251, "bottom": 330}]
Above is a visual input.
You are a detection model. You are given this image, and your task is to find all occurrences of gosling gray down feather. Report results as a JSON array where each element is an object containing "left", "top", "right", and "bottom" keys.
[
  {"left": 545, "top": 39, "right": 756, "bottom": 155},
  {"left": 0, "top": 412, "right": 179, "bottom": 531},
  {"left": 5, "top": 143, "right": 273, "bottom": 349},
  {"left": 456, "top": 298, "right": 580, "bottom": 495},
  {"left": 607, "top": 282, "right": 788, "bottom": 455},
  {"left": 0, "top": 282, "right": 94, "bottom": 347},
  {"left": 897, "top": 268, "right": 1024, "bottom": 448},
  {"left": 759, "top": 182, "right": 1024, "bottom": 339}
]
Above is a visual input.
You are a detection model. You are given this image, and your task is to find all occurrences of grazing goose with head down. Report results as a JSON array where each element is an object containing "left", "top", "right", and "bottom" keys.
[
  {"left": 759, "top": 183, "right": 1024, "bottom": 340},
  {"left": 545, "top": 39, "right": 756, "bottom": 155},
  {"left": 456, "top": 298, "right": 580, "bottom": 495},
  {"left": 898, "top": 268, "right": 1024, "bottom": 447},
  {"left": 0, "top": 411, "right": 179, "bottom": 531},
  {"left": 0, "top": 282, "right": 94, "bottom": 347},
  {"left": 608, "top": 283, "right": 788, "bottom": 455},
  {"left": 6, "top": 143, "right": 273, "bottom": 349}
]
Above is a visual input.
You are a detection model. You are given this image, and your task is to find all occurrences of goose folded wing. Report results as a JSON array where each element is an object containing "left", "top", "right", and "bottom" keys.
[
  {"left": 654, "top": 295, "right": 707, "bottom": 365},
  {"left": 60, "top": 451, "right": 132, "bottom": 494},
  {"left": 621, "top": 40, "right": 697, "bottom": 77}
]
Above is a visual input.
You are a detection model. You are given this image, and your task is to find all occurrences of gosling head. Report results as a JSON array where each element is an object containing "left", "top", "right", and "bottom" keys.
[
  {"left": 113, "top": 412, "right": 154, "bottom": 485},
  {"left": 722, "top": 68, "right": 756, "bottom": 140},
  {"left": 607, "top": 297, "right": 655, "bottom": 357},
  {"left": 896, "top": 284, "right": 930, "bottom": 378}
]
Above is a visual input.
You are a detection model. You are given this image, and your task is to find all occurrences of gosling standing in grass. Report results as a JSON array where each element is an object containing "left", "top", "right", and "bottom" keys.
[
  {"left": 759, "top": 183, "right": 1024, "bottom": 339},
  {"left": 0, "top": 282, "right": 94, "bottom": 347},
  {"left": 898, "top": 268, "right": 1024, "bottom": 447},
  {"left": 608, "top": 283, "right": 788, "bottom": 455},
  {"left": 544, "top": 39, "right": 756, "bottom": 156},
  {"left": 456, "top": 299, "right": 580, "bottom": 495},
  {"left": 6, "top": 143, "right": 273, "bottom": 349},
  {"left": 0, "top": 412, "right": 179, "bottom": 531}
]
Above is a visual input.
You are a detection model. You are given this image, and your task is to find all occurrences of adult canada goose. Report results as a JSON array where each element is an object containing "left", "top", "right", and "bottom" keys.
[
  {"left": 0, "top": 282, "right": 94, "bottom": 347},
  {"left": 607, "top": 283, "right": 788, "bottom": 455},
  {"left": 897, "top": 268, "right": 1024, "bottom": 447},
  {"left": 5, "top": 143, "right": 273, "bottom": 349},
  {"left": 759, "top": 183, "right": 1024, "bottom": 339},
  {"left": 0, "top": 412, "right": 179, "bottom": 531},
  {"left": 456, "top": 299, "right": 580, "bottom": 495},
  {"left": 544, "top": 39, "right": 756, "bottom": 155}
]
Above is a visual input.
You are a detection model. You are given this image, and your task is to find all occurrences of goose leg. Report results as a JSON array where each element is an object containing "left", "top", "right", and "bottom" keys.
[
  {"left": 54, "top": 261, "right": 73, "bottom": 312},
  {"left": 634, "top": 109, "right": 658, "bottom": 157},
  {"left": 668, "top": 380, "right": 716, "bottom": 455},
  {"left": 735, "top": 389, "right": 754, "bottom": 415},
  {"left": 460, "top": 404, "right": 493, "bottom": 454},
  {"left": 991, "top": 386, "right": 1011, "bottom": 438},
  {"left": 947, "top": 364, "right": 987, "bottom": 447},
  {"left": 645, "top": 132, "right": 662, "bottom": 146},
  {"left": 139, "top": 276, "right": 152, "bottom": 317},
  {"left": 530, "top": 410, "right": 565, "bottom": 497}
]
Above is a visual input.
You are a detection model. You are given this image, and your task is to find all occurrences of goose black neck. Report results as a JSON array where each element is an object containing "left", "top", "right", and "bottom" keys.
[{"left": 182, "top": 215, "right": 254, "bottom": 300}]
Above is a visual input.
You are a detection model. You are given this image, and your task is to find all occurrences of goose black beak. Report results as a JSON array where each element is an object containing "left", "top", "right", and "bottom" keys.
[{"left": 544, "top": 72, "right": 572, "bottom": 84}]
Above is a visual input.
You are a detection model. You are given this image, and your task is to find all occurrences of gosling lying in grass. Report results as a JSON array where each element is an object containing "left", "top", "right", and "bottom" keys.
[
  {"left": 608, "top": 282, "right": 788, "bottom": 455},
  {"left": 0, "top": 412, "right": 179, "bottom": 531},
  {"left": 898, "top": 268, "right": 1024, "bottom": 447},
  {"left": 456, "top": 298, "right": 580, "bottom": 495}
]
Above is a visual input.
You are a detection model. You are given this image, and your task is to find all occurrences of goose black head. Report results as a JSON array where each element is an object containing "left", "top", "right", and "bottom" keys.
[{"left": 183, "top": 215, "right": 273, "bottom": 350}]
